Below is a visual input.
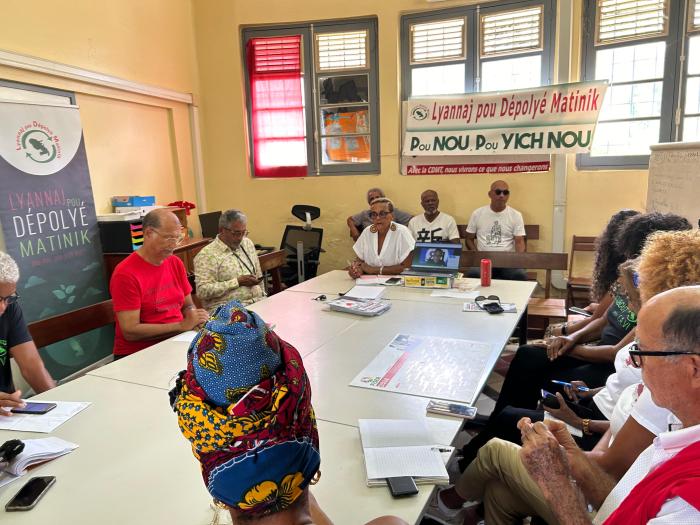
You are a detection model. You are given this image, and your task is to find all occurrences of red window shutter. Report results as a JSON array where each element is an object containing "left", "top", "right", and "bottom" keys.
[{"left": 247, "top": 35, "right": 307, "bottom": 178}]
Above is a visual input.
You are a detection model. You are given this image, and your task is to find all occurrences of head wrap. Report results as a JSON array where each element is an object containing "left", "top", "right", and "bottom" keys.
[{"left": 170, "top": 301, "right": 320, "bottom": 516}]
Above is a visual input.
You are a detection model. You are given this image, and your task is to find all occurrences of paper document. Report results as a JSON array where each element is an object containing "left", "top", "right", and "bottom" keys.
[
  {"left": 463, "top": 302, "right": 517, "bottom": 313},
  {"left": 345, "top": 285, "right": 385, "bottom": 300},
  {"left": 355, "top": 276, "right": 394, "bottom": 285},
  {"left": 351, "top": 334, "right": 493, "bottom": 403},
  {"left": 0, "top": 401, "right": 90, "bottom": 433},
  {"left": 430, "top": 290, "right": 479, "bottom": 299},
  {"left": 0, "top": 437, "right": 78, "bottom": 488},
  {"left": 172, "top": 330, "right": 198, "bottom": 343},
  {"left": 544, "top": 412, "right": 583, "bottom": 437},
  {"left": 358, "top": 419, "right": 448, "bottom": 484}
]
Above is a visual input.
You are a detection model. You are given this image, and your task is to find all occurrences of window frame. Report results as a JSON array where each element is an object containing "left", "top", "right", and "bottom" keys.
[
  {"left": 241, "top": 18, "right": 380, "bottom": 178},
  {"left": 577, "top": 0, "right": 684, "bottom": 170},
  {"left": 399, "top": 0, "right": 556, "bottom": 101}
]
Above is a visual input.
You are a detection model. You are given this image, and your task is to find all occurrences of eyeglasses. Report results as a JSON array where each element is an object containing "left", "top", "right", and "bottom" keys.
[
  {"left": 493, "top": 189, "right": 510, "bottom": 196},
  {"left": 151, "top": 228, "right": 185, "bottom": 245},
  {"left": 223, "top": 227, "right": 249, "bottom": 237},
  {"left": 628, "top": 342, "right": 700, "bottom": 368},
  {"left": 0, "top": 293, "right": 19, "bottom": 306},
  {"left": 369, "top": 211, "right": 391, "bottom": 219},
  {"left": 475, "top": 295, "right": 500, "bottom": 308}
]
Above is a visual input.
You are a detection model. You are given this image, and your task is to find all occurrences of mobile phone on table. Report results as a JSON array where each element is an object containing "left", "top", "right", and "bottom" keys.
[
  {"left": 11, "top": 402, "right": 57, "bottom": 415},
  {"left": 6, "top": 476, "right": 56, "bottom": 511},
  {"left": 384, "top": 277, "right": 401, "bottom": 285},
  {"left": 386, "top": 476, "right": 418, "bottom": 498},
  {"left": 568, "top": 307, "right": 592, "bottom": 317}
]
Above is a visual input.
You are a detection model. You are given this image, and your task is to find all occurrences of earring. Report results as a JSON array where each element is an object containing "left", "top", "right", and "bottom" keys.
[
  {"left": 390, "top": 223, "right": 397, "bottom": 231},
  {"left": 310, "top": 470, "right": 322, "bottom": 485},
  {"left": 370, "top": 225, "right": 378, "bottom": 233}
]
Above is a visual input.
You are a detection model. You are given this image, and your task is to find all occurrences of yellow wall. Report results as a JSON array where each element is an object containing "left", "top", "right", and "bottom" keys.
[
  {"left": 192, "top": 0, "right": 649, "bottom": 277},
  {"left": 0, "top": 0, "right": 200, "bottom": 215}
]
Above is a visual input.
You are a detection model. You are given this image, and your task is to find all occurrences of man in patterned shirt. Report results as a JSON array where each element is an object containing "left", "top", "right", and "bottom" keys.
[{"left": 194, "top": 209, "right": 264, "bottom": 310}]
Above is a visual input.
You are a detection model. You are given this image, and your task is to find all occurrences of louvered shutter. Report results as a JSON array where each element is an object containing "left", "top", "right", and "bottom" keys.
[
  {"left": 410, "top": 18, "right": 466, "bottom": 64},
  {"left": 481, "top": 6, "right": 543, "bottom": 58},
  {"left": 596, "top": 0, "right": 668, "bottom": 45},
  {"left": 315, "top": 31, "right": 368, "bottom": 71}
]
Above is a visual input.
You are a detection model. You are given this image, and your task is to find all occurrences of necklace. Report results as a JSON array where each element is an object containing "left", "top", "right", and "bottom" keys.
[{"left": 232, "top": 245, "right": 256, "bottom": 275}]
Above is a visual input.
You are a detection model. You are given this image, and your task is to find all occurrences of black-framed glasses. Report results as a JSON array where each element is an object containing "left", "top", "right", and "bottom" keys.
[
  {"left": 222, "top": 227, "right": 249, "bottom": 237},
  {"left": 494, "top": 189, "right": 510, "bottom": 196},
  {"left": 475, "top": 295, "right": 500, "bottom": 309},
  {"left": 628, "top": 342, "right": 700, "bottom": 368},
  {"left": 369, "top": 211, "right": 391, "bottom": 219},
  {"left": 0, "top": 293, "right": 19, "bottom": 305}
]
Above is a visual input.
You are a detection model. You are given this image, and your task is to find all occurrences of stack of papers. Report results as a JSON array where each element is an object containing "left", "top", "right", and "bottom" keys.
[
  {"left": 358, "top": 419, "right": 449, "bottom": 486},
  {"left": 355, "top": 276, "right": 402, "bottom": 286},
  {"left": 0, "top": 437, "right": 78, "bottom": 488},
  {"left": 328, "top": 298, "right": 391, "bottom": 317},
  {"left": 345, "top": 285, "right": 385, "bottom": 300}
]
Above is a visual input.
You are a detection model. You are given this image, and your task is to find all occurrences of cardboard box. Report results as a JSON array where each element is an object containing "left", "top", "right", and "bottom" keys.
[{"left": 111, "top": 195, "right": 156, "bottom": 207}]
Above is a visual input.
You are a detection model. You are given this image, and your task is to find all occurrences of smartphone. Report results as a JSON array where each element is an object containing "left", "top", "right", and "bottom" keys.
[
  {"left": 384, "top": 277, "right": 402, "bottom": 285},
  {"left": 386, "top": 476, "right": 418, "bottom": 498},
  {"left": 540, "top": 389, "right": 560, "bottom": 409},
  {"left": 5, "top": 476, "right": 56, "bottom": 511},
  {"left": 568, "top": 307, "right": 593, "bottom": 318},
  {"left": 11, "top": 402, "right": 57, "bottom": 415}
]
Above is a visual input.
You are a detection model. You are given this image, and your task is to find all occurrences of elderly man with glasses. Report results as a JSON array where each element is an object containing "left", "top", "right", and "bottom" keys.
[
  {"left": 465, "top": 180, "right": 528, "bottom": 281},
  {"left": 517, "top": 285, "right": 700, "bottom": 524},
  {"left": 194, "top": 209, "right": 264, "bottom": 310},
  {"left": 0, "top": 252, "right": 54, "bottom": 414},
  {"left": 110, "top": 209, "right": 208, "bottom": 359}
]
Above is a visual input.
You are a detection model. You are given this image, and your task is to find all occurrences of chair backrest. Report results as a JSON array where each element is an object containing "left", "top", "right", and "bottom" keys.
[
  {"left": 280, "top": 226, "right": 323, "bottom": 259},
  {"left": 569, "top": 235, "right": 597, "bottom": 278},
  {"left": 259, "top": 249, "right": 286, "bottom": 295},
  {"left": 27, "top": 299, "right": 115, "bottom": 349},
  {"left": 198, "top": 211, "right": 222, "bottom": 239},
  {"left": 457, "top": 224, "right": 539, "bottom": 250},
  {"left": 459, "top": 251, "right": 567, "bottom": 298}
]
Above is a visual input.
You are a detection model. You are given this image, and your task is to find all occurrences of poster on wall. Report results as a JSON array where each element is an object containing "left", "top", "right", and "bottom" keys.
[
  {"left": 401, "top": 80, "right": 607, "bottom": 175},
  {"left": 0, "top": 100, "right": 111, "bottom": 380}
]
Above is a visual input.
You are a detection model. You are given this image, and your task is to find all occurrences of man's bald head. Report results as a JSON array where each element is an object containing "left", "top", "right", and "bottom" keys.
[
  {"left": 143, "top": 208, "right": 180, "bottom": 230},
  {"left": 490, "top": 180, "right": 508, "bottom": 191},
  {"left": 488, "top": 180, "right": 510, "bottom": 211},
  {"left": 638, "top": 285, "right": 700, "bottom": 346}
]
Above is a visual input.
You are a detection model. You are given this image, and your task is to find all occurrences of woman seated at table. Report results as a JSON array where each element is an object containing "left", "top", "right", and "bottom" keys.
[
  {"left": 170, "top": 301, "right": 406, "bottom": 525},
  {"left": 348, "top": 198, "right": 415, "bottom": 278}
]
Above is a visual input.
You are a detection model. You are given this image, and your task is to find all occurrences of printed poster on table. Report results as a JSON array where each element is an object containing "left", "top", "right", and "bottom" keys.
[
  {"left": 0, "top": 100, "right": 111, "bottom": 380},
  {"left": 350, "top": 333, "right": 493, "bottom": 404},
  {"left": 401, "top": 80, "right": 607, "bottom": 175}
]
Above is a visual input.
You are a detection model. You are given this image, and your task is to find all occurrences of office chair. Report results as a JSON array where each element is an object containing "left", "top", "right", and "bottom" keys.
[{"left": 280, "top": 205, "right": 323, "bottom": 286}]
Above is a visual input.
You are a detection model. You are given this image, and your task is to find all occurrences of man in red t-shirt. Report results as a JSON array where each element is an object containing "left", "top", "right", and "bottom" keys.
[{"left": 110, "top": 209, "right": 209, "bottom": 357}]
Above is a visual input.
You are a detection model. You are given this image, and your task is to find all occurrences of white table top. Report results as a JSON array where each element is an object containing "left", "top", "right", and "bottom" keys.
[
  {"left": 288, "top": 270, "right": 535, "bottom": 306},
  {"left": 19, "top": 271, "right": 535, "bottom": 525},
  {"left": 0, "top": 376, "right": 432, "bottom": 525}
]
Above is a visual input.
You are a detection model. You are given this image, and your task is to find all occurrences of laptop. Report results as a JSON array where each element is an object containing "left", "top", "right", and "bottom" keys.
[
  {"left": 199, "top": 211, "right": 222, "bottom": 239},
  {"left": 403, "top": 242, "right": 461, "bottom": 277}
]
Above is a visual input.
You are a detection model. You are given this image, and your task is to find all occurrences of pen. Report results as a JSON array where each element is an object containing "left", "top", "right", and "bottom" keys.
[{"left": 551, "top": 380, "right": 589, "bottom": 392}]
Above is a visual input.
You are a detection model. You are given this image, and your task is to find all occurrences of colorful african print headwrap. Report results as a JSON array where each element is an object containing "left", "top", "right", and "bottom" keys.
[{"left": 170, "top": 301, "right": 320, "bottom": 516}]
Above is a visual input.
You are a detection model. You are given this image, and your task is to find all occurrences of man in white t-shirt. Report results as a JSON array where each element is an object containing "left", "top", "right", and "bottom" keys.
[
  {"left": 407, "top": 190, "right": 460, "bottom": 244},
  {"left": 465, "top": 180, "right": 527, "bottom": 280},
  {"left": 518, "top": 285, "right": 700, "bottom": 524}
]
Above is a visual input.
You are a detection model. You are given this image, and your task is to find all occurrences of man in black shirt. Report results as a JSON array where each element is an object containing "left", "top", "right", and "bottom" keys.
[{"left": 0, "top": 252, "right": 54, "bottom": 415}]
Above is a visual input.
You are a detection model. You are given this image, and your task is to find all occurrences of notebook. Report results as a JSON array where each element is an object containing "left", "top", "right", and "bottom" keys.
[
  {"left": 0, "top": 437, "right": 78, "bottom": 488},
  {"left": 402, "top": 242, "right": 461, "bottom": 277},
  {"left": 358, "top": 419, "right": 449, "bottom": 486}
]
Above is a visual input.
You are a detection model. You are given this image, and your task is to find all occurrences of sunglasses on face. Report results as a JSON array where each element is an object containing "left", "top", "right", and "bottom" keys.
[
  {"left": 628, "top": 342, "right": 700, "bottom": 368},
  {"left": 369, "top": 211, "right": 391, "bottom": 219},
  {"left": 493, "top": 189, "right": 510, "bottom": 196}
]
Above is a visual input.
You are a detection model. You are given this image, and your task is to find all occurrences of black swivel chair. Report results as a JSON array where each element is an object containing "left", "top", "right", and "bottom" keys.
[{"left": 280, "top": 205, "right": 323, "bottom": 286}]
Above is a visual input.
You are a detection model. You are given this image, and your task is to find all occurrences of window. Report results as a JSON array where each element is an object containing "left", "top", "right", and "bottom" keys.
[
  {"left": 242, "top": 18, "right": 379, "bottom": 177},
  {"left": 401, "top": 0, "right": 555, "bottom": 99},
  {"left": 579, "top": 0, "right": 694, "bottom": 168}
]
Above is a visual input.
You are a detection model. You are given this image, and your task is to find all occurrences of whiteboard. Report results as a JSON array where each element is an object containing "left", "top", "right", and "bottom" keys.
[{"left": 647, "top": 142, "right": 700, "bottom": 228}]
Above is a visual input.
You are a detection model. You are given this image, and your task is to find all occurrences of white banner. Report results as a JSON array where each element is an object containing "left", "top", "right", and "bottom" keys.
[{"left": 403, "top": 81, "right": 607, "bottom": 156}]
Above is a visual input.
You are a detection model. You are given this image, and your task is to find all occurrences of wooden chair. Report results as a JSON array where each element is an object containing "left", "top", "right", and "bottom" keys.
[
  {"left": 457, "top": 224, "right": 539, "bottom": 252},
  {"left": 567, "top": 235, "right": 597, "bottom": 309},
  {"left": 459, "top": 250, "right": 568, "bottom": 339},
  {"left": 259, "top": 249, "right": 286, "bottom": 295}
]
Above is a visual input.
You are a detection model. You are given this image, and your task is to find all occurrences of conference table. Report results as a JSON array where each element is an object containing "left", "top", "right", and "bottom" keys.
[{"left": 0, "top": 270, "right": 535, "bottom": 524}]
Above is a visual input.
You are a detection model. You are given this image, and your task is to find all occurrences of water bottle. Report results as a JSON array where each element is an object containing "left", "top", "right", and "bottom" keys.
[{"left": 480, "top": 258, "right": 492, "bottom": 287}]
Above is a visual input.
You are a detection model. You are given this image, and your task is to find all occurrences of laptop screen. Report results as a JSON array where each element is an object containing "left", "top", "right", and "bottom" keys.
[{"left": 411, "top": 242, "right": 461, "bottom": 271}]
